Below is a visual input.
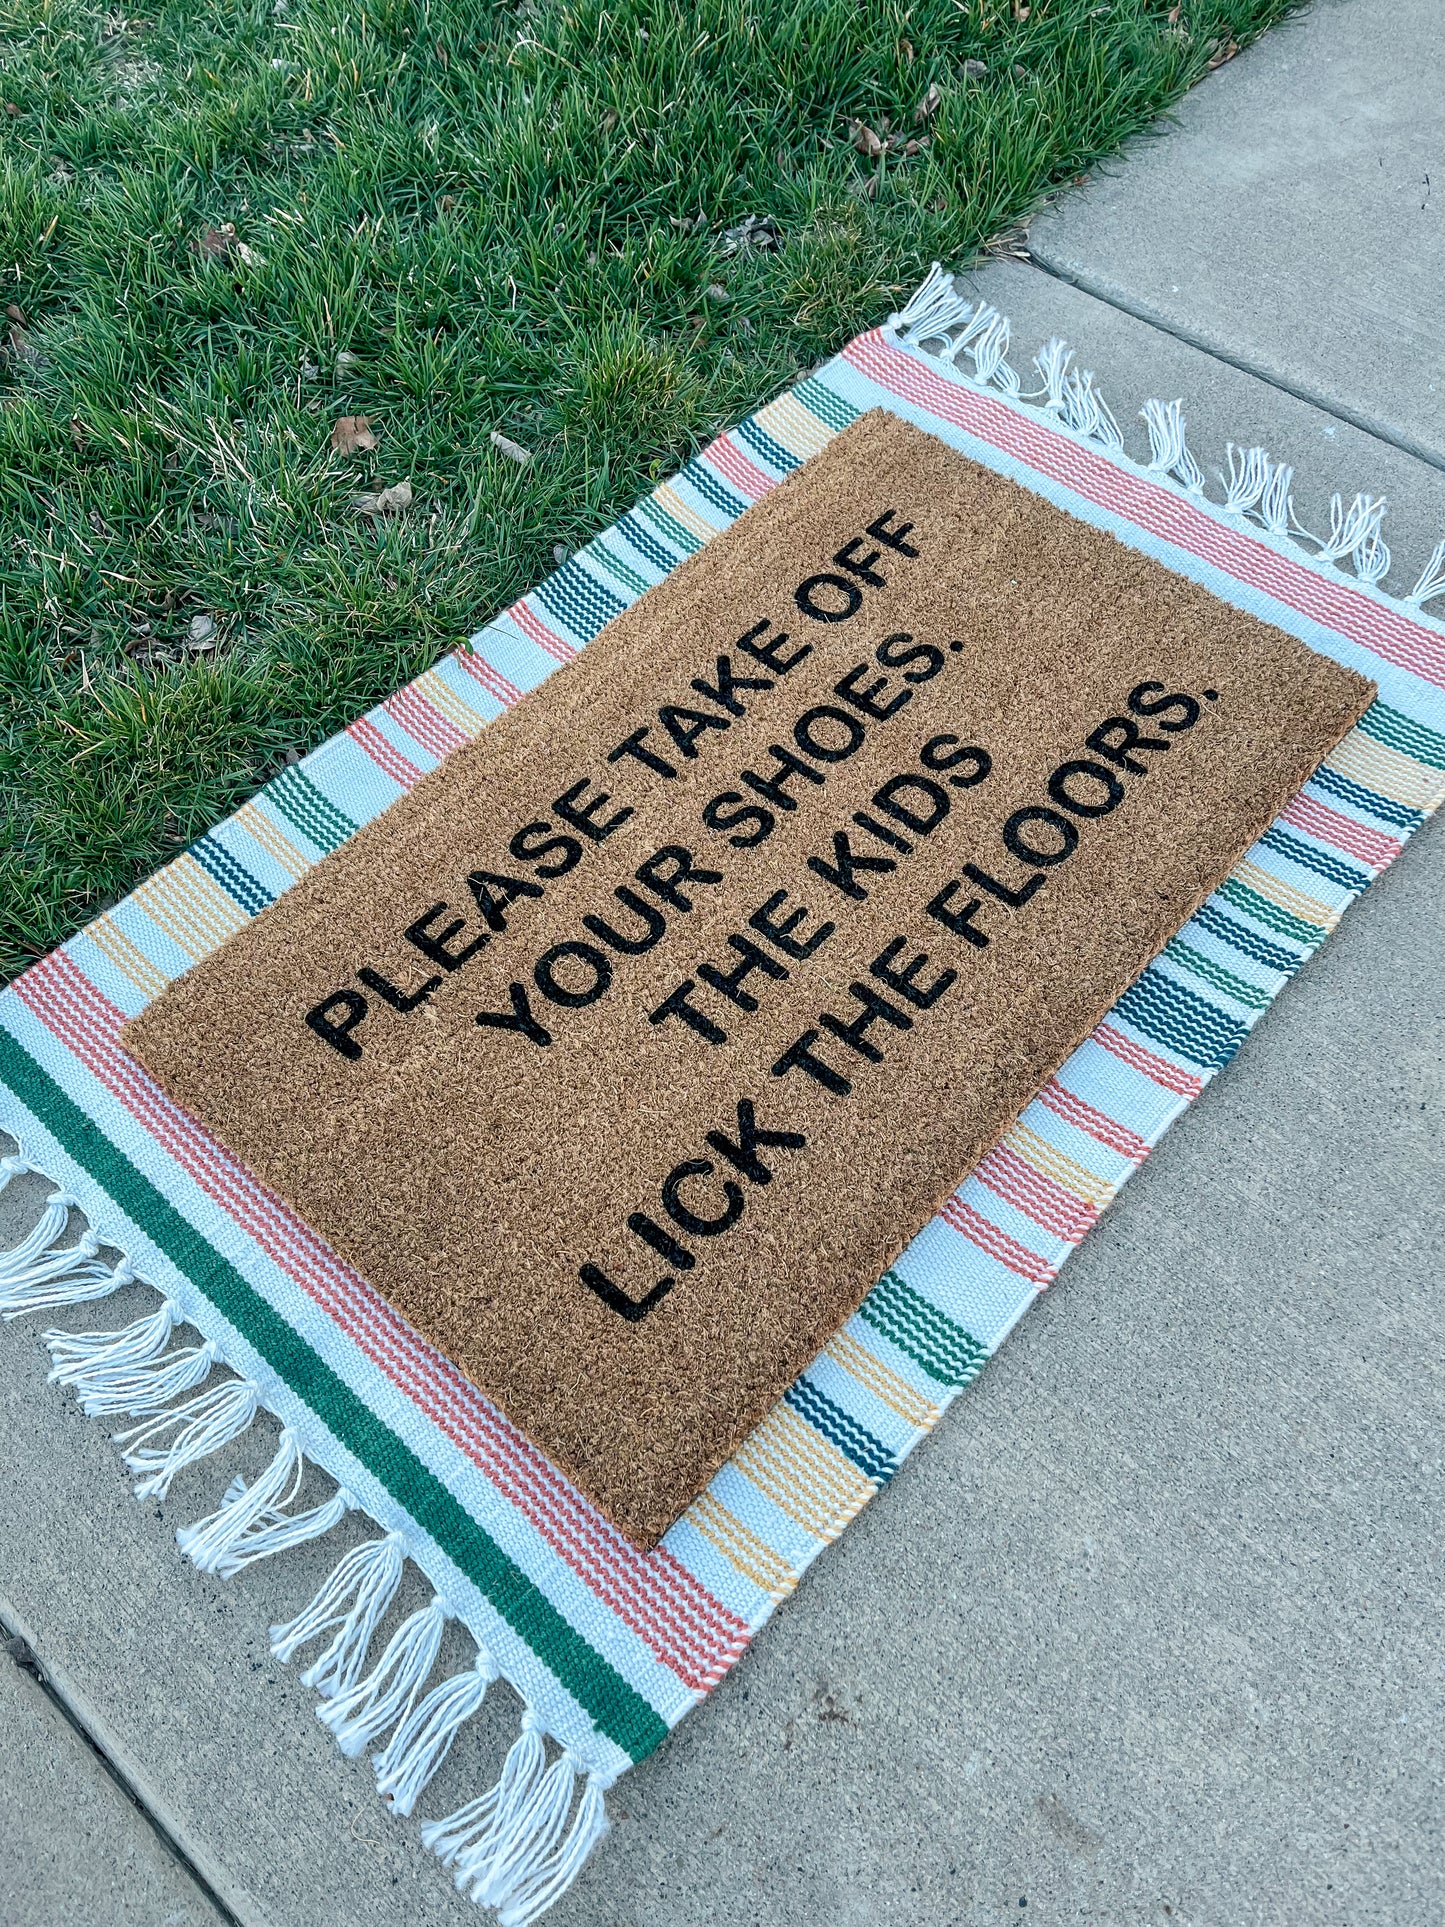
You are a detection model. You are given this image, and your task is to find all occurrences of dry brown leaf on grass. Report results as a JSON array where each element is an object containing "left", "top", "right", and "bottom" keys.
[
  {"left": 1208, "top": 36, "right": 1240, "bottom": 67},
  {"left": 962, "top": 58, "right": 987, "bottom": 80},
  {"left": 1167, "top": 4, "right": 1182, "bottom": 21},
  {"left": 197, "top": 224, "right": 235, "bottom": 261},
  {"left": 6, "top": 303, "right": 40, "bottom": 366},
  {"left": 898, "top": 35, "right": 914, "bottom": 64},
  {"left": 187, "top": 614, "right": 216, "bottom": 651},
  {"left": 353, "top": 478, "right": 413, "bottom": 516},
  {"left": 912, "top": 82, "right": 942, "bottom": 125},
  {"left": 490, "top": 430, "right": 533, "bottom": 465},
  {"left": 849, "top": 119, "right": 885, "bottom": 160},
  {"left": 330, "top": 415, "right": 377, "bottom": 456}
]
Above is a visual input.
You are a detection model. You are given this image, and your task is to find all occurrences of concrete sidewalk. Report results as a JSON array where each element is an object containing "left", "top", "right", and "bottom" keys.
[
  {"left": 1028, "top": 0, "right": 1445, "bottom": 472},
  {"left": 3, "top": 3, "right": 1443, "bottom": 1922}
]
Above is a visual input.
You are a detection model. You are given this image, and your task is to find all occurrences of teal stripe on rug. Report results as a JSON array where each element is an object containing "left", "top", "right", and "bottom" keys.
[
  {"left": 1163, "top": 939, "right": 1273, "bottom": 1012},
  {"left": 857, "top": 1270, "right": 988, "bottom": 1389},
  {"left": 1356, "top": 699, "right": 1445, "bottom": 769},
  {"left": 1216, "top": 876, "right": 1327, "bottom": 948},
  {"left": 265, "top": 765, "right": 359, "bottom": 854},
  {"left": 1114, "top": 968, "right": 1249, "bottom": 1071}
]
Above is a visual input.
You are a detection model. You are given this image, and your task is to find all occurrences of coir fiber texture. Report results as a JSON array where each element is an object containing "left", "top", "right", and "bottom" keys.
[{"left": 123, "top": 409, "right": 1369, "bottom": 1548}]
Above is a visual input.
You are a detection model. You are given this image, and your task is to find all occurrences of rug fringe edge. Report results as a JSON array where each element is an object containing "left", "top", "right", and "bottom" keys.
[
  {"left": 0, "top": 1147, "right": 611, "bottom": 1927},
  {"left": 888, "top": 261, "right": 1445, "bottom": 610}
]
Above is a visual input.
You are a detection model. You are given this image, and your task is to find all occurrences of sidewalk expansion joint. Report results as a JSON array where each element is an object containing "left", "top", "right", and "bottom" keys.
[
  {"left": 1, "top": 1597, "right": 249, "bottom": 1927},
  {"left": 1022, "top": 252, "right": 1445, "bottom": 479}
]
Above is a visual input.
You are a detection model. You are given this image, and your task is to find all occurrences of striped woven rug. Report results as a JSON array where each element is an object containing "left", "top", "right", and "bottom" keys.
[{"left": 3, "top": 264, "right": 1444, "bottom": 1924}]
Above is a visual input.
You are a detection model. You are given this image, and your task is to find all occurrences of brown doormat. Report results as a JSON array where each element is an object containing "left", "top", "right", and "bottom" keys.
[{"left": 123, "top": 409, "right": 1373, "bottom": 1547}]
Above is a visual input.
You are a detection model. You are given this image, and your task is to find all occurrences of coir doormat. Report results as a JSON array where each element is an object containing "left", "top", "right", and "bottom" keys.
[
  {"left": 122, "top": 408, "right": 1370, "bottom": 1549},
  {"left": 4, "top": 265, "right": 1445, "bottom": 1925}
]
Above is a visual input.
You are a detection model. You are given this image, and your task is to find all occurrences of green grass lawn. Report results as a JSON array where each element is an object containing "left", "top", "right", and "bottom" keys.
[{"left": 1, "top": 0, "right": 1297, "bottom": 980}]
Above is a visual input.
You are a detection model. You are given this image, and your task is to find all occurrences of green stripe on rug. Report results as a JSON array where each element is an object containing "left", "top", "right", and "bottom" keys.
[
  {"left": 0, "top": 1025, "right": 668, "bottom": 1764},
  {"left": 264, "top": 765, "right": 359, "bottom": 855},
  {"left": 792, "top": 376, "right": 861, "bottom": 433},
  {"left": 1356, "top": 699, "right": 1445, "bottom": 771},
  {"left": 635, "top": 493, "right": 701, "bottom": 554},
  {"left": 857, "top": 1270, "right": 988, "bottom": 1389},
  {"left": 1215, "top": 876, "right": 1324, "bottom": 948},
  {"left": 587, "top": 538, "right": 651, "bottom": 598},
  {"left": 1163, "top": 939, "right": 1272, "bottom": 1011}
]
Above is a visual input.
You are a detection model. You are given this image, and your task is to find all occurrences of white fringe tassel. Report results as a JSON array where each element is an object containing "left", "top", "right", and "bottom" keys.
[
  {"left": 422, "top": 1711, "right": 611, "bottom": 1927},
  {"left": 498, "top": 1774, "right": 608, "bottom": 1927},
  {"left": 883, "top": 263, "right": 1445, "bottom": 603},
  {"left": 374, "top": 1646, "right": 500, "bottom": 1816},
  {"left": 966, "top": 312, "right": 1023, "bottom": 398},
  {"left": 1142, "top": 398, "right": 1207, "bottom": 493},
  {"left": 1034, "top": 337, "right": 1071, "bottom": 412},
  {"left": 1408, "top": 538, "right": 1445, "bottom": 606},
  {"left": 1221, "top": 442, "right": 1270, "bottom": 514},
  {"left": 0, "top": 1187, "right": 134, "bottom": 1318},
  {"left": 114, "top": 1376, "right": 259, "bottom": 1501},
  {"left": 269, "top": 1531, "right": 407, "bottom": 1697},
  {"left": 317, "top": 1593, "right": 448, "bottom": 1757},
  {"left": 424, "top": 1715, "right": 549, "bottom": 1885},
  {"left": 180, "top": 1459, "right": 352, "bottom": 1578},
  {"left": 0, "top": 1191, "right": 83, "bottom": 1281},
  {"left": 1259, "top": 458, "right": 1295, "bottom": 535},
  {"left": 58, "top": 1324, "right": 218, "bottom": 1419},
  {"left": 1313, "top": 491, "right": 1392, "bottom": 585},
  {"left": 1063, "top": 368, "right": 1124, "bottom": 452},
  {"left": 173, "top": 1427, "right": 353, "bottom": 1577},
  {"left": 886, "top": 260, "right": 977, "bottom": 345},
  {"left": 46, "top": 1298, "right": 180, "bottom": 1382}
]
